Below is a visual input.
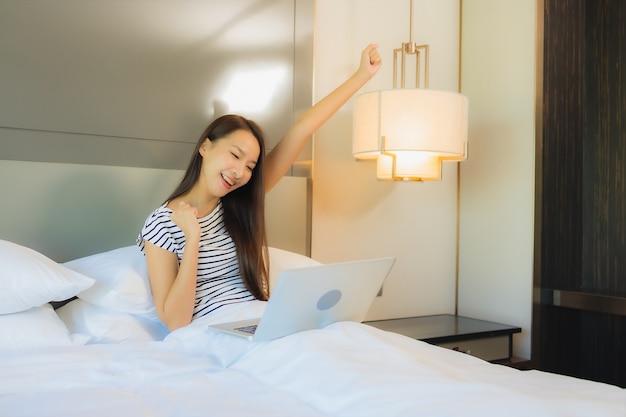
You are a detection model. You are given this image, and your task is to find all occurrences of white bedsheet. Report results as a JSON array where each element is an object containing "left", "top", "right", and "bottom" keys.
[{"left": 1, "top": 311, "right": 624, "bottom": 417}]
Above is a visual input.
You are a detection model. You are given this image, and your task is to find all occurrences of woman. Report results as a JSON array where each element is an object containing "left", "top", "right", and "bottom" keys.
[{"left": 138, "top": 44, "right": 382, "bottom": 330}]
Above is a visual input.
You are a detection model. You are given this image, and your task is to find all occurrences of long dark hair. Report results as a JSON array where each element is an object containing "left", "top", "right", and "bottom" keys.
[{"left": 165, "top": 114, "right": 269, "bottom": 300}]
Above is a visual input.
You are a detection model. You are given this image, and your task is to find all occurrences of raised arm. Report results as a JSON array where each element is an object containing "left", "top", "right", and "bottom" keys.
[{"left": 263, "top": 44, "right": 382, "bottom": 191}]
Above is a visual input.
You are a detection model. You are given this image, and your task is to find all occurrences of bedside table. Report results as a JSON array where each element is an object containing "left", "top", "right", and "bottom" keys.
[{"left": 365, "top": 314, "right": 528, "bottom": 368}]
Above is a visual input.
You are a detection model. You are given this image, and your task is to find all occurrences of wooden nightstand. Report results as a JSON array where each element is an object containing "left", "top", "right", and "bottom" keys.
[{"left": 365, "top": 314, "right": 530, "bottom": 369}]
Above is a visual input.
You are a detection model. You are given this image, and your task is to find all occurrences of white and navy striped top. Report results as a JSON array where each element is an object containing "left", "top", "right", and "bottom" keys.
[{"left": 137, "top": 201, "right": 255, "bottom": 319}]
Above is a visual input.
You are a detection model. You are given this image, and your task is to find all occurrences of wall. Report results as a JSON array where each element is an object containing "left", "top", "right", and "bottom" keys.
[
  {"left": 459, "top": 0, "right": 536, "bottom": 359},
  {"left": 0, "top": 0, "right": 313, "bottom": 170},
  {"left": 312, "top": 0, "right": 536, "bottom": 358},
  {"left": 0, "top": 1, "right": 314, "bottom": 261},
  {"left": 0, "top": 1, "right": 314, "bottom": 262},
  {"left": 312, "top": 0, "right": 462, "bottom": 320}
]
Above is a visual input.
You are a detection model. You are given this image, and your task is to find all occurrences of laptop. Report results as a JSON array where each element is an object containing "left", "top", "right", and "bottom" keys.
[{"left": 208, "top": 257, "right": 395, "bottom": 342}]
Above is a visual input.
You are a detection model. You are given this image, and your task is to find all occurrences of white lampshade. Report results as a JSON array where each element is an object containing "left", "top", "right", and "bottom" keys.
[{"left": 353, "top": 89, "right": 468, "bottom": 181}]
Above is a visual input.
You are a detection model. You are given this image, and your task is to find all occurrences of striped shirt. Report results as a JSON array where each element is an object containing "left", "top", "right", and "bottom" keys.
[{"left": 137, "top": 201, "right": 255, "bottom": 319}]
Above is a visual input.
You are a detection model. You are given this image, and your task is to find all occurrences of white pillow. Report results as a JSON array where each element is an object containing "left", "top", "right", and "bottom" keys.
[
  {"left": 63, "top": 245, "right": 158, "bottom": 320},
  {"left": 0, "top": 240, "right": 95, "bottom": 314},
  {"left": 0, "top": 304, "right": 88, "bottom": 349},
  {"left": 268, "top": 247, "right": 322, "bottom": 291},
  {"left": 57, "top": 298, "right": 169, "bottom": 344},
  {"left": 63, "top": 245, "right": 321, "bottom": 317}
]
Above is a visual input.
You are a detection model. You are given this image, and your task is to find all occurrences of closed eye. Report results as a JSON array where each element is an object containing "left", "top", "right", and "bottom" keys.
[{"left": 231, "top": 152, "right": 255, "bottom": 172}]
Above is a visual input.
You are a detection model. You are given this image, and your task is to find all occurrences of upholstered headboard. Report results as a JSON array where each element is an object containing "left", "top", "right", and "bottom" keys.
[
  {"left": 0, "top": 159, "right": 309, "bottom": 262},
  {"left": 0, "top": 0, "right": 313, "bottom": 262}
]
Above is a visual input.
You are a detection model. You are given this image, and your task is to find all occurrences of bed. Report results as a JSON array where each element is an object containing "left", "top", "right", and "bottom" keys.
[{"left": 1, "top": 239, "right": 624, "bottom": 417}]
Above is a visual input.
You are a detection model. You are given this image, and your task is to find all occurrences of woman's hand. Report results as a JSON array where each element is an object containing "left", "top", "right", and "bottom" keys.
[
  {"left": 358, "top": 43, "right": 382, "bottom": 79},
  {"left": 170, "top": 201, "right": 200, "bottom": 242}
]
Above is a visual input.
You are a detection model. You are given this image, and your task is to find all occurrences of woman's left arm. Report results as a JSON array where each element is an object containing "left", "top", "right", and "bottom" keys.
[{"left": 264, "top": 43, "right": 382, "bottom": 191}]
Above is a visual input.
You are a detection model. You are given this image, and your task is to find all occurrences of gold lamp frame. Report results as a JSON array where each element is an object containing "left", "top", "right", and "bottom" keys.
[
  {"left": 352, "top": 0, "right": 468, "bottom": 182},
  {"left": 393, "top": 0, "right": 428, "bottom": 89}
]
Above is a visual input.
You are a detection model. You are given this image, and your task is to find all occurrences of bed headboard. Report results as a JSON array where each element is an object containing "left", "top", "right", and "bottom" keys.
[
  {"left": 0, "top": 160, "right": 309, "bottom": 262},
  {"left": 0, "top": 0, "right": 313, "bottom": 262}
]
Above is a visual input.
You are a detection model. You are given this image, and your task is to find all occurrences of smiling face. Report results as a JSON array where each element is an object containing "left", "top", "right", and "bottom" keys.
[{"left": 198, "top": 129, "right": 261, "bottom": 198}]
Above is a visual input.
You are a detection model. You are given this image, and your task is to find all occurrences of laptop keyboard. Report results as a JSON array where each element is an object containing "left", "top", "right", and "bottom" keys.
[{"left": 235, "top": 324, "right": 257, "bottom": 335}]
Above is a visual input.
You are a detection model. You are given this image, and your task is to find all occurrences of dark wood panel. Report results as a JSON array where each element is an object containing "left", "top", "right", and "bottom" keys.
[
  {"left": 541, "top": 0, "right": 626, "bottom": 295},
  {"left": 535, "top": 0, "right": 626, "bottom": 388},
  {"left": 538, "top": 305, "right": 626, "bottom": 387},
  {"left": 582, "top": 0, "right": 626, "bottom": 295},
  {"left": 541, "top": 0, "right": 585, "bottom": 290}
]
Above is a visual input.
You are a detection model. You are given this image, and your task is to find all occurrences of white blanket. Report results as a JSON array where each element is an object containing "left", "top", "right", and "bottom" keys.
[
  {"left": 172, "top": 315, "right": 626, "bottom": 417},
  {"left": 0, "top": 341, "right": 329, "bottom": 417},
  {"left": 1, "top": 311, "right": 624, "bottom": 417}
]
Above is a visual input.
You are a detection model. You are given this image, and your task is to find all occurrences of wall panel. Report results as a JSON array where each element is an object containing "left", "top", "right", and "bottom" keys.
[{"left": 535, "top": 0, "right": 626, "bottom": 388}]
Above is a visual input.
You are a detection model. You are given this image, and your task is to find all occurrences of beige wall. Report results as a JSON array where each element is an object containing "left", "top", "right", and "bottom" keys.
[
  {"left": 312, "top": 0, "right": 462, "bottom": 320},
  {"left": 312, "top": 0, "right": 536, "bottom": 359},
  {"left": 459, "top": 0, "right": 536, "bottom": 360}
]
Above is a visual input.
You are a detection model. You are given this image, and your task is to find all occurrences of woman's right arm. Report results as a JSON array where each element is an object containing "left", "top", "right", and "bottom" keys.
[
  {"left": 144, "top": 242, "right": 197, "bottom": 331},
  {"left": 144, "top": 202, "right": 201, "bottom": 331}
]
